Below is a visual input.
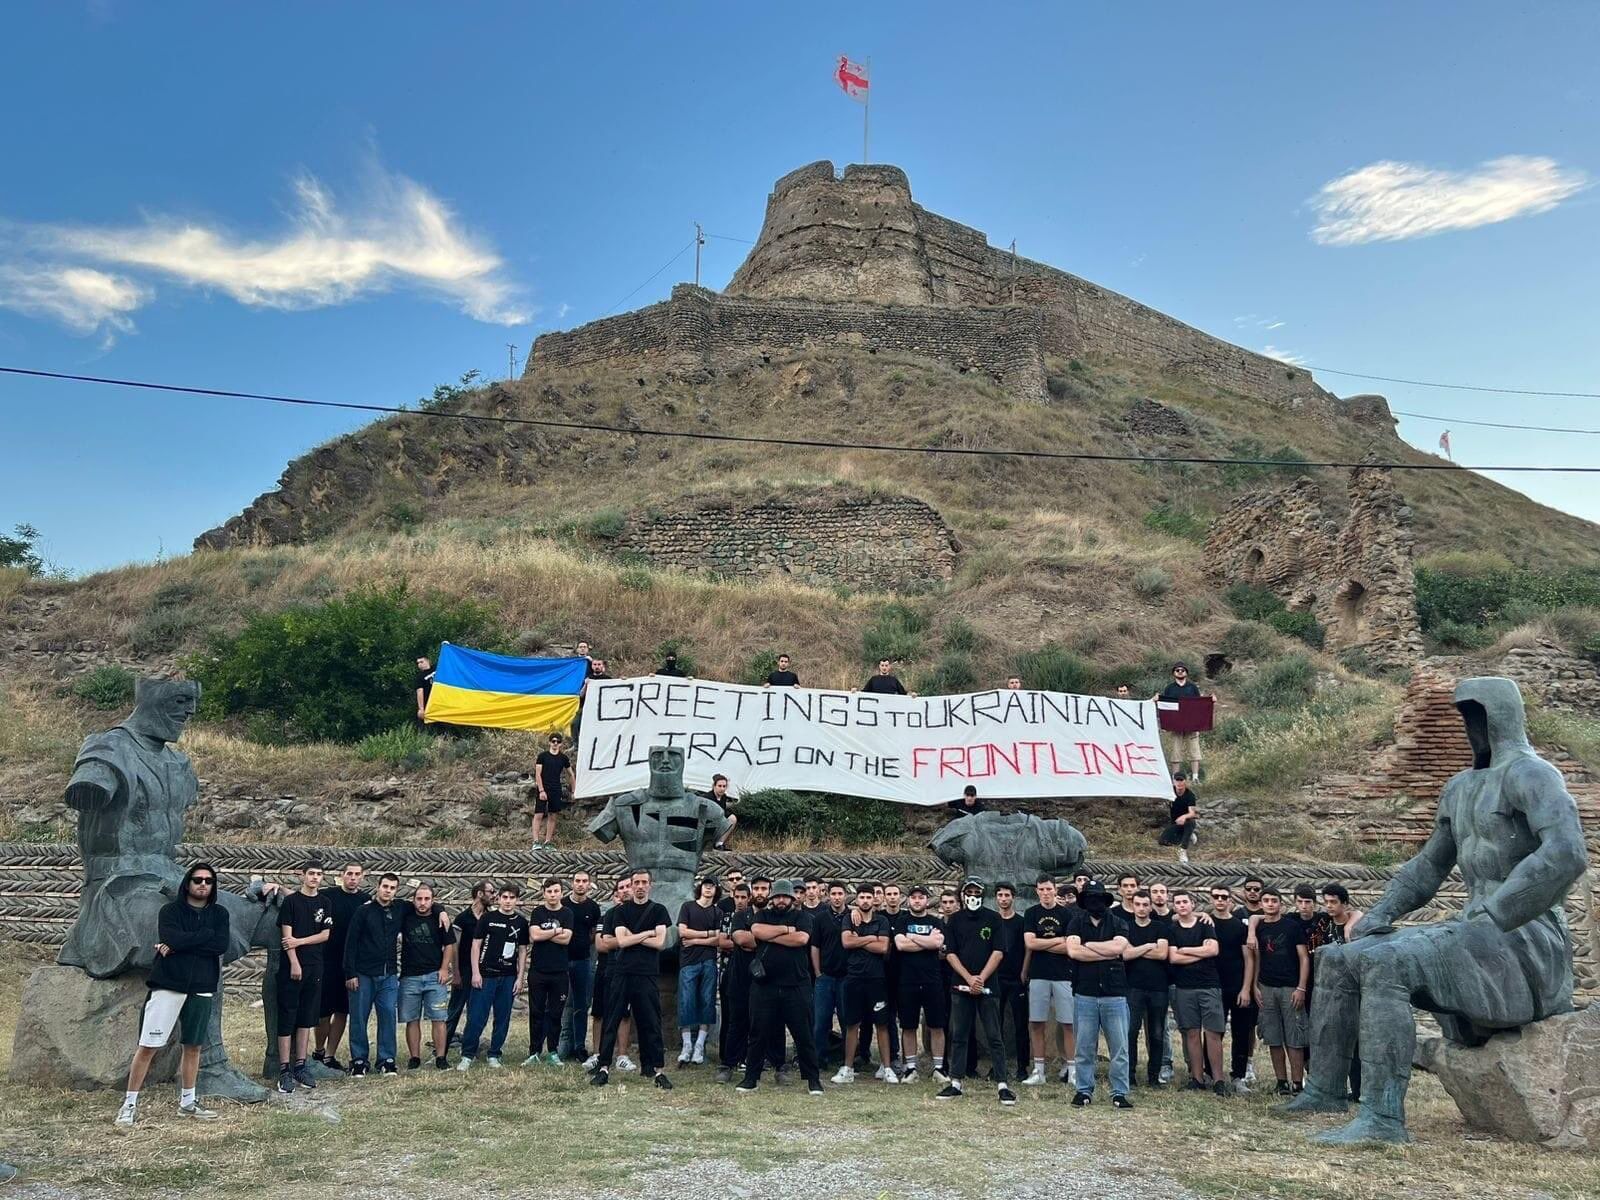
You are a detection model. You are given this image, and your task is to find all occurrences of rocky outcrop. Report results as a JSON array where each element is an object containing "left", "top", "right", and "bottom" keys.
[
  {"left": 1497, "top": 639, "right": 1600, "bottom": 717},
  {"left": 11, "top": 966, "right": 181, "bottom": 1090}
]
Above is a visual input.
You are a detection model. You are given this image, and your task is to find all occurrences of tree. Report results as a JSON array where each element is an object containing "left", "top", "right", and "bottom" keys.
[
  {"left": 0, "top": 525, "right": 45, "bottom": 576},
  {"left": 418, "top": 370, "right": 484, "bottom": 412}
]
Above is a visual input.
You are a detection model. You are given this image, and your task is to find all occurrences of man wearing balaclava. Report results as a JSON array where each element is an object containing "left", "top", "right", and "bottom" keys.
[{"left": 935, "top": 878, "right": 1017, "bottom": 1107}]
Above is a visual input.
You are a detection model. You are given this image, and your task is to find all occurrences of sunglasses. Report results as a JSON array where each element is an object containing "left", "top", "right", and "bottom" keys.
[
  {"left": 191, "top": 877, "right": 216, "bottom": 887},
  {"left": 1244, "top": 885, "right": 1263, "bottom": 892}
]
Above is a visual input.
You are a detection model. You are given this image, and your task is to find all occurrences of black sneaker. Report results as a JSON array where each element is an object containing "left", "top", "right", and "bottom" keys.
[
  {"left": 997, "top": 1085, "right": 1017, "bottom": 1107},
  {"left": 734, "top": 1077, "right": 760, "bottom": 1094},
  {"left": 1071, "top": 1091, "right": 1091, "bottom": 1107},
  {"left": 1213, "top": 1079, "right": 1231, "bottom": 1097},
  {"left": 435, "top": 1056, "right": 450, "bottom": 1070},
  {"left": 323, "top": 1056, "right": 345, "bottom": 1072},
  {"left": 1292, "top": 1081, "right": 1304, "bottom": 1094},
  {"left": 1111, "top": 1094, "right": 1133, "bottom": 1109},
  {"left": 807, "top": 1079, "right": 825, "bottom": 1096},
  {"left": 590, "top": 1068, "right": 610, "bottom": 1087},
  {"left": 715, "top": 1067, "right": 733, "bottom": 1084},
  {"left": 1182, "top": 1079, "right": 1205, "bottom": 1091},
  {"left": 292, "top": 1063, "right": 318, "bottom": 1089},
  {"left": 277, "top": 1069, "right": 296, "bottom": 1094},
  {"left": 348, "top": 1060, "right": 369, "bottom": 1077},
  {"left": 935, "top": 1083, "right": 963, "bottom": 1100},
  {"left": 654, "top": 1072, "right": 674, "bottom": 1091},
  {"left": 407, "top": 1057, "right": 422, "bottom": 1071},
  {"left": 1275, "top": 1080, "right": 1293, "bottom": 1096},
  {"left": 379, "top": 1060, "right": 399, "bottom": 1076}
]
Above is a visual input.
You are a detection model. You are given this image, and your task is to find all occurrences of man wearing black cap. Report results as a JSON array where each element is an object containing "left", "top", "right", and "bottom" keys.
[
  {"left": 736, "top": 880, "right": 823, "bottom": 1095},
  {"left": 936, "top": 878, "right": 1017, "bottom": 1106},
  {"left": 1156, "top": 662, "right": 1206, "bottom": 780},
  {"left": 1065, "top": 880, "right": 1134, "bottom": 1108}
]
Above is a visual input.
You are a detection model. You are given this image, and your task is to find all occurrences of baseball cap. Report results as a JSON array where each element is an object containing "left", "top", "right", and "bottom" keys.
[
  {"left": 770, "top": 879, "right": 796, "bottom": 898},
  {"left": 961, "top": 876, "right": 986, "bottom": 894}
]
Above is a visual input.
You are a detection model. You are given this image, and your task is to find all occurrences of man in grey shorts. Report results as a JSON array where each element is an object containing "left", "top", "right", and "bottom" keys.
[
  {"left": 1022, "top": 875, "right": 1076, "bottom": 1088},
  {"left": 1166, "top": 890, "right": 1228, "bottom": 1096},
  {"left": 1250, "top": 887, "right": 1310, "bottom": 1095}
]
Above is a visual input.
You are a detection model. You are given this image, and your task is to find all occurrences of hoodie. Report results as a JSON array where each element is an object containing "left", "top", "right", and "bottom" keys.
[
  {"left": 147, "top": 862, "right": 231, "bottom": 995},
  {"left": 343, "top": 896, "right": 401, "bottom": 978}
]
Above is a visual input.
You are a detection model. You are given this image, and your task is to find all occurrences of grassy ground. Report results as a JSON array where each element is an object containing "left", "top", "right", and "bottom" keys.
[{"left": 1, "top": 939, "right": 1597, "bottom": 1199}]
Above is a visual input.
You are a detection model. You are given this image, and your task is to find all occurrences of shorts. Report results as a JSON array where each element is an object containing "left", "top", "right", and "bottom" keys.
[
  {"left": 590, "top": 966, "right": 611, "bottom": 1019},
  {"left": 1028, "top": 978, "right": 1074, "bottom": 1023},
  {"left": 842, "top": 977, "right": 891, "bottom": 1026},
  {"left": 321, "top": 960, "right": 351, "bottom": 1017},
  {"left": 276, "top": 962, "right": 324, "bottom": 1031},
  {"left": 534, "top": 794, "right": 569, "bottom": 815},
  {"left": 399, "top": 973, "right": 451, "bottom": 1022},
  {"left": 897, "top": 977, "right": 948, "bottom": 1031},
  {"left": 1257, "top": 984, "right": 1309, "bottom": 1048},
  {"left": 139, "top": 989, "right": 212, "bottom": 1048},
  {"left": 1172, "top": 986, "right": 1226, "bottom": 1033},
  {"left": 1166, "top": 731, "right": 1203, "bottom": 762}
]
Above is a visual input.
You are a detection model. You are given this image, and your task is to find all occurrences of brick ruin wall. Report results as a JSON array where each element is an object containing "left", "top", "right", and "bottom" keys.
[
  {"left": 1202, "top": 467, "right": 1426, "bottom": 670},
  {"left": 610, "top": 491, "right": 958, "bottom": 591},
  {"left": 529, "top": 284, "right": 1048, "bottom": 399}
]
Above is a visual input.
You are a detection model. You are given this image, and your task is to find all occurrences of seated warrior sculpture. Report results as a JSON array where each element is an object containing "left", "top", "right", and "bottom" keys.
[
  {"left": 60, "top": 678, "right": 281, "bottom": 1100},
  {"left": 1281, "top": 676, "right": 1588, "bottom": 1143},
  {"left": 587, "top": 746, "right": 731, "bottom": 944},
  {"left": 930, "top": 810, "right": 1088, "bottom": 909}
]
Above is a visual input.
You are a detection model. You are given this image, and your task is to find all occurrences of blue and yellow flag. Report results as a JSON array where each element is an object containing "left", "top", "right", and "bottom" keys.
[{"left": 424, "top": 643, "right": 587, "bottom": 733}]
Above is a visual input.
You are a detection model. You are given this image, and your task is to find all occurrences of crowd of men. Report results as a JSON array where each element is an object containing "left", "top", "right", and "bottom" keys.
[{"left": 119, "top": 854, "right": 1365, "bottom": 1122}]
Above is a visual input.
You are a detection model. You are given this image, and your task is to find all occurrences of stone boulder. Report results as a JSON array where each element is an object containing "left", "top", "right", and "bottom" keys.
[
  {"left": 10, "top": 965, "right": 179, "bottom": 1091},
  {"left": 1417, "top": 1007, "right": 1600, "bottom": 1148}
]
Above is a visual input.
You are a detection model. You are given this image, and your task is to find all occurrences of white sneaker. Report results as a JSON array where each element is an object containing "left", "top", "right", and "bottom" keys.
[
  {"left": 1159, "top": 1064, "right": 1174, "bottom": 1084},
  {"left": 831, "top": 1066, "right": 855, "bottom": 1084},
  {"left": 874, "top": 1065, "right": 887, "bottom": 1080},
  {"left": 456, "top": 1056, "right": 474, "bottom": 1072},
  {"left": 487, "top": 1056, "right": 503, "bottom": 1069},
  {"left": 581, "top": 1054, "right": 599, "bottom": 1071},
  {"left": 177, "top": 1102, "right": 218, "bottom": 1120},
  {"left": 521, "top": 1055, "right": 541, "bottom": 1067},
  {"left": 1244, "top": 1062, "right": 1257, "bottom": 1084},
  {"left": 901, "top": 1065, "right": 919, "bottom": 1084},
  {"left": 616, "top": 1055, "right": 638, "bottom": 1072},
  {"left": 691, "top": 1046, "right": 706, "bottom": 1065},
  {"left": 115, "top": 1100, "right": 137, "bottom": 1127},
  {"left": 882, "top": 1067, "right": 900, "bottom": 1085},
  {"left": 678, "top": 1048, "right": 692, "bottom": 1066},
  {"left": 1023, "top": 1068, "right": 1046, "bottom": 1087},
  {"left": 1179, "top": 849, "right": 1190, "bottom": 865},
  {"left": 932, "top": 1068, "right": 951, "bottom": 1085}
]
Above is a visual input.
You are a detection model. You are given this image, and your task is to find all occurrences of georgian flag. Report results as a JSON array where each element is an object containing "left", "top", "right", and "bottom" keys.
[
  {"left": 836, "top": 56, "right": 869, "bottom": 101},
  {"left": 1439, "top": 430, "right": 1452, "bottom": 459}
]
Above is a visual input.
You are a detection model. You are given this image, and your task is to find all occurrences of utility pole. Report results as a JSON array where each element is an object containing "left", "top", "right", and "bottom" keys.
[
  {"left": 694, "top": 222, "right": 705, "bottom": 287},
  {"left": 863, "top": 56, "right": 871, "bottom": 164},
  {"left": 507, "top": 344, "right": 518, "bottom": 380}
]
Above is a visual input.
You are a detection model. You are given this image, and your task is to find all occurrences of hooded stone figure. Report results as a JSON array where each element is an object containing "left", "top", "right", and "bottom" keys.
[{"left": 1281, "top": 676, "right": 1588, "bottom": 1144}]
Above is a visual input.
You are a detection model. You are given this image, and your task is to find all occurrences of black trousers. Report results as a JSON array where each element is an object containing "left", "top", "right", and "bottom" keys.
[
  {"left": 598, "top": 973, "right": 664, "bottom": 1074},
  {"left": 445, "top": 983, "right": 470, "bottom": 1044},
  {"left": 996, "top": 980, "right": 1029, "bottom": 1079},
  {"left": 1126, "top": 985, "right": 1169, "bottom": 1084},
  {"left": 744, "top": 981, "right": 817, "bottom": 1085},
  {"left": 527, "top": 970, "right": 568, "bottom": 1055},
  {"left": 948, "top": 990, "right": 1008, "bottom": 1084},
  {"left": 1228, "top": 998, "right": 1259, "bottom": 1080}
]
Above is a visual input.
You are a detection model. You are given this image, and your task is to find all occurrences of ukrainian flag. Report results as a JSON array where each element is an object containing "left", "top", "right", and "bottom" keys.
[{"left": 424, "top": 643, "right": 588, "bottom": 733}]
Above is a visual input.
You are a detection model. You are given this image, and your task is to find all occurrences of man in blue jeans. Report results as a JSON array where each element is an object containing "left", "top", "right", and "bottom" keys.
[
  {"left": 560, "top": 870, "right": 603, "bottom": 1061},
  {"left": 676, "top": 877, "right": 722, "bottom": 1064},
  {"left": 457, "top": 885, "right": 530, "bottom": 1070},
  {"left": 810, "top": 882, "right": 849, "bottom": 1068},
  {"left": 342, "top": 872, "right": 402, "bottom": 1076},
  {"left": 1064, "top": 880, "right": 1134, "bottom": 1108}
]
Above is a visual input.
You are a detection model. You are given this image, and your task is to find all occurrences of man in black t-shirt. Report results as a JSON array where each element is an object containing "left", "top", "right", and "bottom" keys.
[
  {"left": 1124, "top": 890, "right": 1170, "bottom": 1087},
  {"left": 1251, "top": 888, "right": 1310, "bottom": 1094},
  {"left": 992, "top": 882, "right": 1029, "bottom": 1082},
  {"left": 276, "top": 860, "right": 333, "bottom": 1092},
  {"left": 559, "top": 870, "right": 603, "bottom": 1061},
  {"left": 399, "top": 882, "right": 454, "bottom": 1070},
  {"left": 861, "top": 659, "right": 910, "bottom": 695},
  {"left": 590, "top": 868, "right": 673, "bottom": 1090},
  {"left": 586, "top": 878, "right": 635, "bottom": 1072},
  {"left": 522, "top": 879, "right": 574, "bottom": 1065},
  {"left": 414, "top": 656, "right": 434, "bottom": 725},
  {"left": 445, "top": 880, "right": 493, "bottom": 1052},
  {"left": 313, "top": 862, "right": 369, "bottom": 1071},
  {"left": 893, "top": 885, "right": 947, "bottom": 1083},
  {"left": 657, "top": 652, "right": 687, "bottom": 677},
  {"left": 1167, "top": 774, "right": 1199, "bottom": 864},
  {"left": 1065, "top": 881, "right": 1134, "bottom": 1107},
  {"left": 1022, "top": 876, "right": 1077, "bottom": 1088},
  {"left": 532, "top": 733, "right": 573, "bottom": 851},
  {"left": 810, "top": 881, "right": 850, "bottom": 1070},
  {"left": 835, "top": 885, "right": 894, "bottom": 1084},
  {"left": 707, "top": 774, "right": 738, "bottom": 850},
  {"left": 458, "top": 884, "right": 529, "bottom": 1069},
  {"left": 1156, "top": 662, "right": 1205, "bottom": 778},
  {"left": 937, "top": 879, "right": 1017, "bottom": 1106},
  {"left": 735, "top": 880, "right": 823, "bottom": 1094},
  {"left": 715, "top": 882, "right": 751, "bottom": 1081},
  {"left": 676, "top": 878, "right": 722, "bottom": 1066},
  {"left": 1168, "top": 890, "right": 1227, "bottom": 1095},
  {"left": 947, "top": 785, "right": 984, "bottom": 820},
  {"left": 1209, "top": 884, "right": 1257, "bottom": 1089},
  {"left": 765, "top": 654, "right": 800, "bottom": 687}
]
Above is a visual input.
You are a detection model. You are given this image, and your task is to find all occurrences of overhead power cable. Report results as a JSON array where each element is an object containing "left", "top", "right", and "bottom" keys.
[
  {"left": 3, "top": 366, "right": 1597, "bottom": 474},
  {"left": 598, "top": 238, "right": 697, "bottom": 316},
  {"left": 1389, "top": 409, "right": 1600, "bottom": 436},
  {"left": 1304, "top": 364, "right": 1600, "bottom": 400}
]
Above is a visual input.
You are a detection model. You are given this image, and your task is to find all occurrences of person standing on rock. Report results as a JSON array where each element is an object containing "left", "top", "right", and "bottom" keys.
[
  {"left": 1155, "top": 663, "right": 1205, "bottom": 780},
  {"left": 343, "top": 872, "right": 403, "bottom": 1076},
  {"left": 275, "top": 859, "right": 333, "bottom": 1093},
  {"left": 313, "top": 861, "right": 369, "bottom": 1071},
  {"left": 115, "top": 862, "right": 228, "bottom": 1127},
  {"left": 532, "top": 733, "right": 573, "bottom": 851},
  {"left": 398, "top": 883, "right": 454, "bottom": 1071}
]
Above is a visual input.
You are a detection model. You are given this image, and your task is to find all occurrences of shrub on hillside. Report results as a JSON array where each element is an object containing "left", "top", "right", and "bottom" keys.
[
  {"left": 1415, "top": 559, "right": 1600, "bottom": 633},
  {"left": 1239, "top": 654, "right": 1318, "bottom": 710},
  {"left": 918, "top": 651, "right": 977, "bottom": 695},
  {"left": 1429, "top": 619, "right": 1493, "bottom": 652},
  {"left": 1224, "top": 583, "right": 1285, "bottom": 622},
  {"left": 738, "top": 789, "right": 903, "bottom": 845},
  {"left": 1012, "top": 644, "right": 1098, "bottom": 695},
  {"left": 356, "top": 725, "right": 435, "bottom": 770},
  {"left": 744, "top": 649, "right": 780, "bottom": 685},
  {"left": 1132, "top": 567, "right": 1172, "bottom": 599},
  {"left": 586, "top": 509, "right": 627, "bottom": 540},
  {"left": 653, "top": 638, "right": 697, "bottom": 675},
  {"left": 862, "top": 602, "right": 927, "bottom": 667},
  {"left": 1266, "top": 608, "right": 1325, "bottom": 649},
  {"left": 1143, "top": 503, "right": 1208, "bottom": 542},
  {"left": 1220, "top": 621, "right": 1280, "bottom": 661},
  {"left": 71, "top": 665, "right": 137, "bottom": 710},
  {"left": 191, "top": 583, "right": 499, "bottom": 743},
  {"left": 941, "top": 616, "right": 980, "bottom": 655},
  {"left": 1219, "top": 439, "right": 1310, "bottom": 488}
]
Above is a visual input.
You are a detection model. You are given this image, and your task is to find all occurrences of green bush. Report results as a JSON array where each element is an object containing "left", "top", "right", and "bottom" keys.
[
  {"left": 191, "top": 582, "right": 499, "bottom": 743},
  {"left": 1266, "top": 608, "right": 1325, "bottom": 649},
  {"left": 129, "top": 608, "right": 201, "bottom": 656},
  {"left": 0, "top": 524, "right": 45, "bottom": 575},
  {"left": 586, "top": 509, "right": 627, "bottom": 540},
  {"left": 1224, "top": 582, "right": 1285, "bottom": 622},
  {"left": 942, "top": 616, "right": 980, "bottom": 655},
  {"left": 1240, "top": 654, "right": 1319, "bottom": 709},
  {"left": 1143, "top": 503, "right": 1209, "bottom": 542},
  {"left": 355, "top": 725, "right": 435, "bottom": 770},
  {"left": 1415, "top": 561, "right": 1600, "bottom": 633},
  {"left": 862, "top": 602, "right": 927, "bottom": 667},
  {"left": 1429, "top": 619, "right": 1493, "bottom": 652},
  {"left": 738, "top": 789, "right": 903, "bottom": 845},
  {"left": 919, "top": 651, "right": 977, "bottom": 695},
  {"left": 619, "top": 568, "right": 653, "bottom": 592},
  {"left": 71, "top": 665, "right": 137, "bottom": 710},
  {"left": 1220, "top": 621, "right": 1279, "bottom": 661},
  {"left": 1012, "top": 643, "right": 1099, "bottom": 695},
  {"left": 418, "top": 369, "right": 482, "bottom": 413},
  {"left": 1132, "top": 566, "right": 1172, "bottom": 599},
  {"left": 653, "top": 638, "right": 697, "bottom": 676},
  {"left": 1219, "top": 439, "right": 1311, "bottom": 488}
]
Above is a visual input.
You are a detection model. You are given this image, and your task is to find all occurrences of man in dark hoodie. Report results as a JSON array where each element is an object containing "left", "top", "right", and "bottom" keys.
[
  {"left": 343, "top": 872, "right": 402, "bottom": 1076},
  {"left": 116, "top": 862, "right": 229, "bottom": 1126}
]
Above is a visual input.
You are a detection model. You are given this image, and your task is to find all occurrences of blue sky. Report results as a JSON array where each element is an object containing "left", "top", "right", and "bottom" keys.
[{"left": 2, "top": 2, "right": 1596, "bottom": 574}]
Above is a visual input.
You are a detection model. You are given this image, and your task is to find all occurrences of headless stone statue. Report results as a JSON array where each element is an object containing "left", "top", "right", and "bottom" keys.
[
  {"left": 1280, "top": 677, "right": 1588, "bottom": 1144},
  {"left": 929, "top": 811, "right": 1088, "bottom": 908},
  {"left": 587, "top": 746, "right": 730, "bottom": 943},
  {"left": 58, "top": 678, "right": 280, "bottom": 1101}
]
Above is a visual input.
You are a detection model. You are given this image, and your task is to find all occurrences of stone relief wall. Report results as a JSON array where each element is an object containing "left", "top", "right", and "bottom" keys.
[
  {"left": 609, "top": 489, "right": 959, "bottom": 591},
  {"left": 1202, "top": 466, "right": 1426, "bottom": 670}
]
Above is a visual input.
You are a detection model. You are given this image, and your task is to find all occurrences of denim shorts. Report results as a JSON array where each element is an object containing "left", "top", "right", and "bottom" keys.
[{"left": 398, "top": 973, "right": 450, "bottom": 1022}]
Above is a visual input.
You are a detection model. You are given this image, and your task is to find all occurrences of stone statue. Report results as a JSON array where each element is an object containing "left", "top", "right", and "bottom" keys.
[
  {"left": 1281, "top": 677, "right": 1589, "bottom": 1144},
  {"left": 52, "top": 678, "right": 281, "bottom": 1100},
  {"left": 930, "top": 811, "right": 1088, "bottom": 908},
  {"left": 587, "top": 746, "right": 730, "bottom": 942}
]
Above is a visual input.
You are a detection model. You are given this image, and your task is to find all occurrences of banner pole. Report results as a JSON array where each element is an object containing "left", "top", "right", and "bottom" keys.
[{"left": 863, "top": 57, "right": 871, "bottom": 164}]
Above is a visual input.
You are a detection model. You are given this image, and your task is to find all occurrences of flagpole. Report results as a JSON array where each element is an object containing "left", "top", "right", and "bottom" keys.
[{"left": 863, "top": 57, "right": 870, "bottom": 164}]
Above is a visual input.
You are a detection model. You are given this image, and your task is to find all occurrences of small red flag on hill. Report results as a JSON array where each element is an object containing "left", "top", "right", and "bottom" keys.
[
  {"left": 836, "top": 56, "right": 869, "bottom": 101},
  {"left": 1439, "top": 430, "right": 1452, "bottom": 460}
]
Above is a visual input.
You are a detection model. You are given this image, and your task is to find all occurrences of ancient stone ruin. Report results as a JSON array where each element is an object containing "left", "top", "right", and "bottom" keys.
[{"left": 1202, "top": 466, "right": 1425, "bottom": 670}]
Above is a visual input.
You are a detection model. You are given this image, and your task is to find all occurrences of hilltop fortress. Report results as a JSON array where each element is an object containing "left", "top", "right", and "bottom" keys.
[{"left": 530, "top": 161, "right": 1343, "bottom": 413}]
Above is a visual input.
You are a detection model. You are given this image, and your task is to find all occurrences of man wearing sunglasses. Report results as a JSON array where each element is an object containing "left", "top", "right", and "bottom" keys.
[
  {"left": 116, "top": 863, "right": 229, "bottom": 1126},
  {"left": 1155, "top": 663, "right": 1206, "bottom": 780}
]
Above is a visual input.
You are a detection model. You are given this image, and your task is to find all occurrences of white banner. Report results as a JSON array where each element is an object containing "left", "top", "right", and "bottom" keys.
[{"left": 575, "top": 676, "right": 1175, "bottom": 806}]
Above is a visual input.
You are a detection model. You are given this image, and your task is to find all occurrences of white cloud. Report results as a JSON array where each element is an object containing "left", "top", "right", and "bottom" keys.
[
  {"left": 1262, "top": 345, "right": 1307, "bottom": 367},
  {"left": 556, "top": 301, "right": 571, "bottom": 320},
  {"left": 33, "top": 166, "right": 530, "bottom": 326},
  {"left": 1310, "top": 155, "right": 1587, "bottom": 246},
  {"left": 0, "top": 263, "right": 149, "bottom": 340},
  {"left": 1265, "top": 320, "right": 1285, "bottom": 330}
]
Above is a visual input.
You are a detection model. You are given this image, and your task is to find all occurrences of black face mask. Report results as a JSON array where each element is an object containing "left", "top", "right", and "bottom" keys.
[{"left": 1081, "top": 893, "right": 1111, "bottom": 914}]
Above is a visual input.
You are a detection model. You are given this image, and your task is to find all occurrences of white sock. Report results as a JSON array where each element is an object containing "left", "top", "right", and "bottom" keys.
[
  {"left": 1033, "top": 1058, "right": 1045, "bottom": 1071},
  {"left": 693, "top": 1030, "right": 706, "bottom": 1053},
  {"left": 682, "top": 1031, "right": 693, "bottom": 1050},
  {"left": 123, "top": 1090, "right": 139, "bottom": 1107},
  {"left": 933, "top": 1056, "right": 944, "bottom": 1069},
  {"left": 180, "top": 1087, "right": 196, "bottom": 1106}
]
